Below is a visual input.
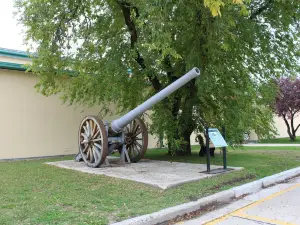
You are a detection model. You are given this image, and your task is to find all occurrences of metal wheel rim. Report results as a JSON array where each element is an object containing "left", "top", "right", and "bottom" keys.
[
  {"left": 78, "top": 116, "right": 108, "bottom": 168},
  {"left": 123, "top": 117, "right": 148, "bottom": 162}
]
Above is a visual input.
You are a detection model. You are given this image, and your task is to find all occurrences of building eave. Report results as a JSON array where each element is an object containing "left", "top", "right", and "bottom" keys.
[
  {"left": 0, "top": 48, "right": 30, "bottom": 59},
  {"left": 0, "top": 62, "right": 28, "bottom": 71}
]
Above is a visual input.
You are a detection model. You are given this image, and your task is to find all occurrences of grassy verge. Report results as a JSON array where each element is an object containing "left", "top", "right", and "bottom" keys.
[
  {"left": 258, "top": 136, "right": 300, "bottom": 144},
  {"left": 190, "top": 144, "right": 300, "bottom": 151},
  {"left": 1, "top": 148, "right": 300, "bottom": 225},
  {"left": 229, "top": 146, "right": 300, "bottom": 151}
]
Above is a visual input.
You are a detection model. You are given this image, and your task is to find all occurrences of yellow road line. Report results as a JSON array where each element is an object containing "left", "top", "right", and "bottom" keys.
[
  {"left": 205, "top": 183, "right": 300, "bottom": 225},
  {"left": 204, "top": 214, "right": 231, "bottom": 225},
  {"left": 234, "top": 183, "right": 300, "bottom": 213},
  {"left": 233, "top": 211, "right": 298, "bottom": 225}
]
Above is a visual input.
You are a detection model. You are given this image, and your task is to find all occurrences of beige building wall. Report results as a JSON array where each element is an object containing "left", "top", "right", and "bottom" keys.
[
  {"left": 0, "top": 69, "right": 158, "bottom": 159},
  {"left": 189, "top": 114, "right": 300, "bottom": 144},
  {"left": 190, "top": 132, "right": 199, "bottom": 146},
  {"left": 273, "top": 115, "right": 300, "bottom": 138},
  {"left": 247, "top": 116, "right": 300, "bottom": 141},
  {"left": 0, "top": 55, "right": 31, "bottom": 65}
]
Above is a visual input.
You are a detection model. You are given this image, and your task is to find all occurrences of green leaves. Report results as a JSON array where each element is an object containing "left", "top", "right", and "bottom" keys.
[
  {"left": 15, "top": 0, "right": 300, "bottom": 150},
  {"left": 204, "top": 0, "right": 246, "bottom": 17},
  {"left": 204, "top": 0, "right": 226, "bottom": 16}
]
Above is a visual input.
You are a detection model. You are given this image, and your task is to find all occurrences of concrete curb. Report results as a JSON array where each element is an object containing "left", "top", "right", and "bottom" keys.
[
  {"left": 111, "top": 166, "right": 300, "bottom": 225},
  {"left": 111, "top": 190, "right": 235, "bottom": 225}
]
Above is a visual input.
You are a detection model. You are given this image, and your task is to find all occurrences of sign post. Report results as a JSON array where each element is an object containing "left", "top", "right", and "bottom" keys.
[
  {"left": 205, "top": 127, "right": 210, "bottom": 172},
  {"left": 201, "top": 127, "right": 233, "bottom": 174},
  {"left": 222, "top": 126, "right": 227, "bottom": 170}
]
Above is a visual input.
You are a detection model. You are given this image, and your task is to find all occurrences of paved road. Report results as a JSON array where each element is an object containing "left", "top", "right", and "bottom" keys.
[{"left": 177, "top": 177, "right": 300, "bottom": 225}]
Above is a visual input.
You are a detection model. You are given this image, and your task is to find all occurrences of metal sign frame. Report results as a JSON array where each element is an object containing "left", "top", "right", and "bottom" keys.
[{"left": 200, "top": 127, "right": 233, "bottom": 174}]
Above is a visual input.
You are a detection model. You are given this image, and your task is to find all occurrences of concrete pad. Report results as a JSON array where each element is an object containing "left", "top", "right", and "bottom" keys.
[{"left": 46, "top": 159, "right": 243, "bottom": 189}]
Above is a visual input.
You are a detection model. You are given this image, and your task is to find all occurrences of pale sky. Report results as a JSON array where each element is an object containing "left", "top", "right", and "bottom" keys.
[{"left": 0, "top": 0, "right": 26, "bottom": 51}]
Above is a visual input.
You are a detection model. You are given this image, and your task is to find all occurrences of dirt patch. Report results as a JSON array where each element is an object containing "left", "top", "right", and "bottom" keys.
[
  {"left": 56, "top": 203, "right": 74, "bottom": 211},
  {"left": 210, "top": 174, "right": 256, "bottom": 190},
  {"left": 156, "top": 202, "right": 228, "bottom": 225},
  {"left": 186, "top": 174, "right": 256, "bottom": 201}
]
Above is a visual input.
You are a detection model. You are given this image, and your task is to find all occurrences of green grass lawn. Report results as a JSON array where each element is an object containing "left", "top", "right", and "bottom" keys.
[
  {"left": 229, "top": 146, "right": 300, "bottom": 151},
  {"left": 258, "top": 136, "right": 300, "bottom": 144},
  {"left": 1, "top": 148, "right": 300, "bottom": 225}
]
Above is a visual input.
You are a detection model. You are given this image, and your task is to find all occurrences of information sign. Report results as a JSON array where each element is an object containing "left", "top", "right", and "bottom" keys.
[{"left": 208, "top": 128, "right": 228, "bottom": 147}]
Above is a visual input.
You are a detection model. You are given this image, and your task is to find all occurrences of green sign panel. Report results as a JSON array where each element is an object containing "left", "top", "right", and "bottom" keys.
[{"left": 208, "top": 128, "right": 228, "bottom": 147}]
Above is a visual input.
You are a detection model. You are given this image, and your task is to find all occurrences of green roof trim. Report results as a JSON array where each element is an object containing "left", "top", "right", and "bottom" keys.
[
  {"left": 0, "top": 62, "right": 28, "bottom": 71},
  {"left": 0, "top": 48, "right": 31, "bottom": 59},
  {"left": 0, "top": 48, "right": 31, "bottom": 72}
]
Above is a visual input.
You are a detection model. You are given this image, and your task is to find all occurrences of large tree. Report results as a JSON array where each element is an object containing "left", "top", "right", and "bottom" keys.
[
  {"left": 275, "top": 78, "right": 300, "bottom": 141},
  {"left": 15, "top": 0, "right": 299, "bottom": 155}
]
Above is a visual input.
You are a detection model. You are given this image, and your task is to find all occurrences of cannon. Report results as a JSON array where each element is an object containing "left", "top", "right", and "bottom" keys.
[{"left": 77, "top": 67, "right": 200, "bottom": 168}]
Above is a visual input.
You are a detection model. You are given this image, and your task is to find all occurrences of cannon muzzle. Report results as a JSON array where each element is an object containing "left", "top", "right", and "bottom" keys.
[{"left": 111, "top": 67, "right": 200, "bottom": 133}]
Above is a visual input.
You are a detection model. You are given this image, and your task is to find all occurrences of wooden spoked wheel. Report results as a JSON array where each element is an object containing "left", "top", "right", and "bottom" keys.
[
  {"left": 122, "top": 117, "right": 148, "bottom": 162},
  {"left": 78, "top": 116, "right": 108, "bottom": 168}
]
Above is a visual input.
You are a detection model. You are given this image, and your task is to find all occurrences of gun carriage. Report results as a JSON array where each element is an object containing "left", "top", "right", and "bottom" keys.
[{"left": 77, "top": 67, "right": 200, "bottom": 168}]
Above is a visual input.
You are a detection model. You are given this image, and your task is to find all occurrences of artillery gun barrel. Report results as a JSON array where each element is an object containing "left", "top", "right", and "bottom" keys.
[{"left": 111, "top": 67, "right": 200, "bottom": 133}]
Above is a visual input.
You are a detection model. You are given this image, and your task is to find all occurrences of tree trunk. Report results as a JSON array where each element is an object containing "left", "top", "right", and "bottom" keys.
[
  {"left": 290, "top": 114, "right": 300, "bottom": 141},
  {"left": 291, "top": 135, "right": 296, "bottom": 141},
  {"left": 167, "top": 127, "right": 193, "bottom": 156},
  {"left": 174, "top": 82, "right": 196, "bottom": 156},
  {"left": 283, "top": 114, "right": 296, "bottom": 141},
  {"left": 175, "top": 129, "right": 192, "bottom": 156},
  {"left": 291, "top": 114, "right": 296, "bottom": 139},
  {"left": 167, "top": 130, "right": 179, "bottom": 155}
]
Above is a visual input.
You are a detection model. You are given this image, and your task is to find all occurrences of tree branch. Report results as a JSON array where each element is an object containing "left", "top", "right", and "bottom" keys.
[
  {"left": 291, "top": 113, "right": 296, "bottom": 136},
  {"left": 118, "top": 1, "right": 162, "bottom": 92},
  {"left": 250, "top": 0, "right": 273, "bottom": 20},
  {"left": 283, "top": 114, "right": 293, "bottom": 139},
  {"left": 295, "top": 124, "right": 300, "bottom": 133},
  {"left": 119, "top": 2, "right": 137, "bottom": 48},
  {"left": 292, "top": 109, "right": 300, "bottom": 116},
  {"left": 53, "top": 1, "right": 81, "bottom": 45}
]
